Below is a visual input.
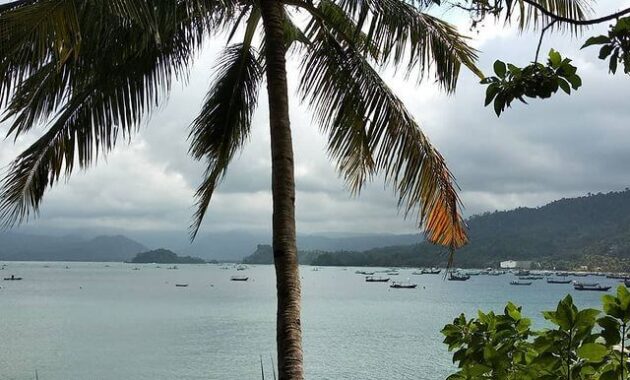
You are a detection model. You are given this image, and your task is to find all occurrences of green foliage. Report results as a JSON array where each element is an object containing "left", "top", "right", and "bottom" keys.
[
  {"left": 582, "top": 17, "right": 630, "bottom": 75},
  {"left": 481, "top": 49, "right": 582, "bottom": 116},
  {"left": 443, "top": 286, "right": 630, "bottom": 379}
]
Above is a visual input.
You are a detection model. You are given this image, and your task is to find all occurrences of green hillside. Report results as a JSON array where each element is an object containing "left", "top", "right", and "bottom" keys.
[{"left": 245, "top": 190, "right": 630, "bottom": 270}]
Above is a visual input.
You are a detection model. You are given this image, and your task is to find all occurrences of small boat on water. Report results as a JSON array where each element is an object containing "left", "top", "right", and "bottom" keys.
[
  {"left": 411, "top": 271, "right": 424, "bottom": 275},
  {"left": 3, "top": 275, "right": 22, "bottom": 281},
  {"left": 555, "top": 272, "right": 569, "bottom": 277},
  {"left": 448, "top": 273, "right": 470, "bottom": 281},
  {"left": 355, "top": 270, "right": 375, "bottom": 275},
  {"left": 547, "top": 278, "right": 572, "bottom": 284},
  {"left": 365, "top": 276, "right": 389, "bottom": 282},
  {"left": 510, "top": 281, "right": 532, "bottom": 286},
  {"left": 236, "top": 265, "right": 248, "bottom": 271},
  {"left": 167, "top": 265, "right": 178, "bottom": 270},
  {"left": 421, "top": 268, "right": 441, "bottom": 275},
  {"left": 390, "top": 281, "right": 417, "bottom": 289},
  {"left": 385, "top": 271, "right": 400, "bottom": 276},
  {"left": 519, "top": 276, "right": 543, "bottom": 280},
  {"left": 175, "top": 283, "right": 188, "bottom": 287},
  {"left": 515, "top": 270, "right": 530, "bottom": 276},
  {"left": 132, "top": 267, "right": 140, "bottom": 271},
  {"left": 572, "top": 272, "right": 589, "bottom": 277},
  {"left": 574, "top": 283, "right": 611, "bottom": 291},
  {"left": 230, "top": 276, "right": 249, "bottom": 282}
]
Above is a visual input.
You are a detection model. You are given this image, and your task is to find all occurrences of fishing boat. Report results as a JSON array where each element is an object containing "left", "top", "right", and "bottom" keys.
[
  {"left": 547, "top": 278, "right": 572, "bottom": 284},
  {"left": 175, "top": 283, "right": 188, "bottom": 287},
  {"left": 230, "top": 276, "right": 249, "bottom": 282},
  {"left": 365, "top": 276, "right": 390, "bottom": 282},
  {"left": 422, "top": 268, "right": 441, "bottom": 275},
  {"left": 515, "top": 270, "right": 530, "bottom": 276},
  {"left": 519, "top": 276, "right": 543, "bottom": 280},
  {"left": 3, "top": 275, "right": 22, "bottom": 281},
  {"left": 510, "top": 281, "right": 532, "bottom": 286},
  {"left": 389, "top": 281, "right": 417, "bottom": 289},
  {"left": 355, "top": 270, "right": 375, "bottom": 275},
  {"left": 573, "top": 283, "right": 611, "bottom": 291},
  {"left": 448, "top": 273, "right": 470, "bottom": 281},
  {"left": 572, "top": 272, "right": 588, "bottom": 277}
]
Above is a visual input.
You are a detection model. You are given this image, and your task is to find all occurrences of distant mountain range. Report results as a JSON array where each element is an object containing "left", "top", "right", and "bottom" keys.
[
  {"left": 243, "top": 190, "right": 630, "bottom": 271},
  {"left": 0, "top": 230, "right": 422, "bottom": 262},
  {"left": 6, "top": 190, "right": 630, "bottom": 268},
  {"left": 0, "top": 233, "right": 147, "bottom": 262}
]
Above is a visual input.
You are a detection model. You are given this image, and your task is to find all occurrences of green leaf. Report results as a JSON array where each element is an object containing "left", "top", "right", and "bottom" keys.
[
  {"left": 557, "top": 78, "right": 570, "bottom": 94},
  {"left": 599, "top": 45, "right": 614, "bottom": 60},
  {"left": 493, "top": 60, "right": 507, "bottom": 78},
  {"left": 581, "top": 35, "right": 610, "bottom": 49},
  {"left": 610, "top": 50, "right": 619, "bottom": 74},
  {"left": 577, "top": 343, "right": 609, "bottom": 362},
  {"left": 567, "top": 74, "right": 582, "bottom": 90},
  {"left": 548, "top": 49, "right": 562, "bottom": 68},
  {"left": 485, "top": 84, "right": 500, "bottom": 106}
]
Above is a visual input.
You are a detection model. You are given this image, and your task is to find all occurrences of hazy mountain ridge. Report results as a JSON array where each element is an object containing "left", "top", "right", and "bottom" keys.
[{"left": 0, "top": 233, "right": 147, "bottom": 262}]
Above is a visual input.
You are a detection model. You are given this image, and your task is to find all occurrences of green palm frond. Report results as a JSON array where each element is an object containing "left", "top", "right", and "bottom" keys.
[
  {"left": 0, "top": 0, "right": 219, "bottom": 227},
  {"left": 508, "top": 0, "right": 592, "bottom": 33},
  {"left": 299, "top": 29, "right": 468, "bottom": 250},
  {"left": 331, "top": 0, "right": 481, "bottom": 90},
  {"left": 188, "top": 42, "right": 263, "bottom": 239}
]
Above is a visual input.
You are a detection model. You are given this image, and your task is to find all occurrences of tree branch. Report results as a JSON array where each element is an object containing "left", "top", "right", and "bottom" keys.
[
  {"left": 519, "top": 0, "right": 630, "bottom": 26},
  {"left": 535, "top": 20, "right": 556, "bottom": 63}
]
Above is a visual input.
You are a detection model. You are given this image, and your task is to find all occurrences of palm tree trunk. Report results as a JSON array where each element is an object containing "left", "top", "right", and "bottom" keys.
[{"left": 260, "top": 1, "right": 304, "bottom": 379}]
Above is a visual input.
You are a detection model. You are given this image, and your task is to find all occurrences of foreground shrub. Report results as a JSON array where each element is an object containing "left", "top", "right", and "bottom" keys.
[{"left": 442, "top": 285, "right": 630, "bottom": 379}]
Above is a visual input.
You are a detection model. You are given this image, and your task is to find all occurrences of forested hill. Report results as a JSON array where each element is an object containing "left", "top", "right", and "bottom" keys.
[
  {"left": 449, "top": 190, "right": 630, "bottom": 268},
  {"left": 244, "top": 190, "right": 630, "bottom": 270}
]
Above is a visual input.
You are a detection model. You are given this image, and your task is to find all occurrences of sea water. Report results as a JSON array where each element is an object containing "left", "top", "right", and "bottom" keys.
[{"left": 0, "top": 262, "right": 611, "bottom": 379}]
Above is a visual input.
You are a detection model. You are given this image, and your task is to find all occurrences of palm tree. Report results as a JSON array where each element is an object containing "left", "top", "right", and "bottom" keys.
[{"left": 0, "top": 0, "right": 590, "bottom": 378}]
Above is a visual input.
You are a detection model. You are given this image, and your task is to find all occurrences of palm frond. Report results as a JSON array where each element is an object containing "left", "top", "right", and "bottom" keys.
[
  {"left": 508, "top": 0, "right": 593, "bottom": 33},
  {"left": 188, "top": 42, "right": 263, "bottom": 239},
  {"left": 299, "top": 29, "right": 468, "bottom": 250},
  {"left": 0, "top": 0, "right": 221, "bottom": 227},
  {"left": 331, "top": 0, "right": 481, "bottom": 91}
]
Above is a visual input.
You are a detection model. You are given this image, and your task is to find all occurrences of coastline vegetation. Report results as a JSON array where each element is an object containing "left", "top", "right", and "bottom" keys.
[
  {"left": 443, "top": 285, "right": 630, "bottom": 379},
  {"left": 129, "top": 249, "right": 206, "bottom": 264}
]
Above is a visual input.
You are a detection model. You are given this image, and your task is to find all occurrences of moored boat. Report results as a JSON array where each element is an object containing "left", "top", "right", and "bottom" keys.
[
  {"left": 175, "top": 283, "right": 188, "bottom": 287},
  {"left": 519, "top": 276, "right": 543, "bottom": 280},
  {"left": 3, "top": 275, "right": 22, "bottom": 281},
  {"left": 573, "top": 283, "right": 611, "bottom": 291},
  {"left": 547, "top": 278, "right": 572, "bottom": 284},
  {"left": 355, "top": 270, "right": 375, "bottom": 275},
  {"left": 365, "top": 276, "right": 390, "bottom": 282},
  {"left": 390, "top": 281, "right": 417, "bottom": 289},
  {"left": 448, "top": 273, "right": 470, "bottom": 281},
  {"left": 230, "top": 276, "right": 249, "bottom": 281},
  {"left": 510, "top": 281, "right": 532, "bottom": 286}
]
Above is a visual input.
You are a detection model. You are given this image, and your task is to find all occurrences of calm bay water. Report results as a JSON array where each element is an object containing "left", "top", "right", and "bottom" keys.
[{"left": 0, "top": 262, "right": 616, "bottom": 379}]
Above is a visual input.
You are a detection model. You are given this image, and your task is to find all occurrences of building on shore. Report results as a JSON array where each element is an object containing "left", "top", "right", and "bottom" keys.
[{"left": 500, "top": 260, "right": 533, "bottom": 269}]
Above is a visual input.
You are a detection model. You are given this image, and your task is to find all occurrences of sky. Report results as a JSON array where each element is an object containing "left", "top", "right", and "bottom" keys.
[{"left": 1, "top": 1, "right": 630, "bottom": 244}]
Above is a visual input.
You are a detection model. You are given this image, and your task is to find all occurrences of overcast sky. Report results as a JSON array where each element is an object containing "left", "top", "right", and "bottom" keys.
[{"left": 1, "top": 1, "right": 629, "bottom": 242}]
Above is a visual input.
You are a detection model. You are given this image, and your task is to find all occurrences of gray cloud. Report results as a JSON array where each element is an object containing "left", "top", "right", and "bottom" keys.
[{"left": 2, "top": 7, "right": 629, "bottom": 243}]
